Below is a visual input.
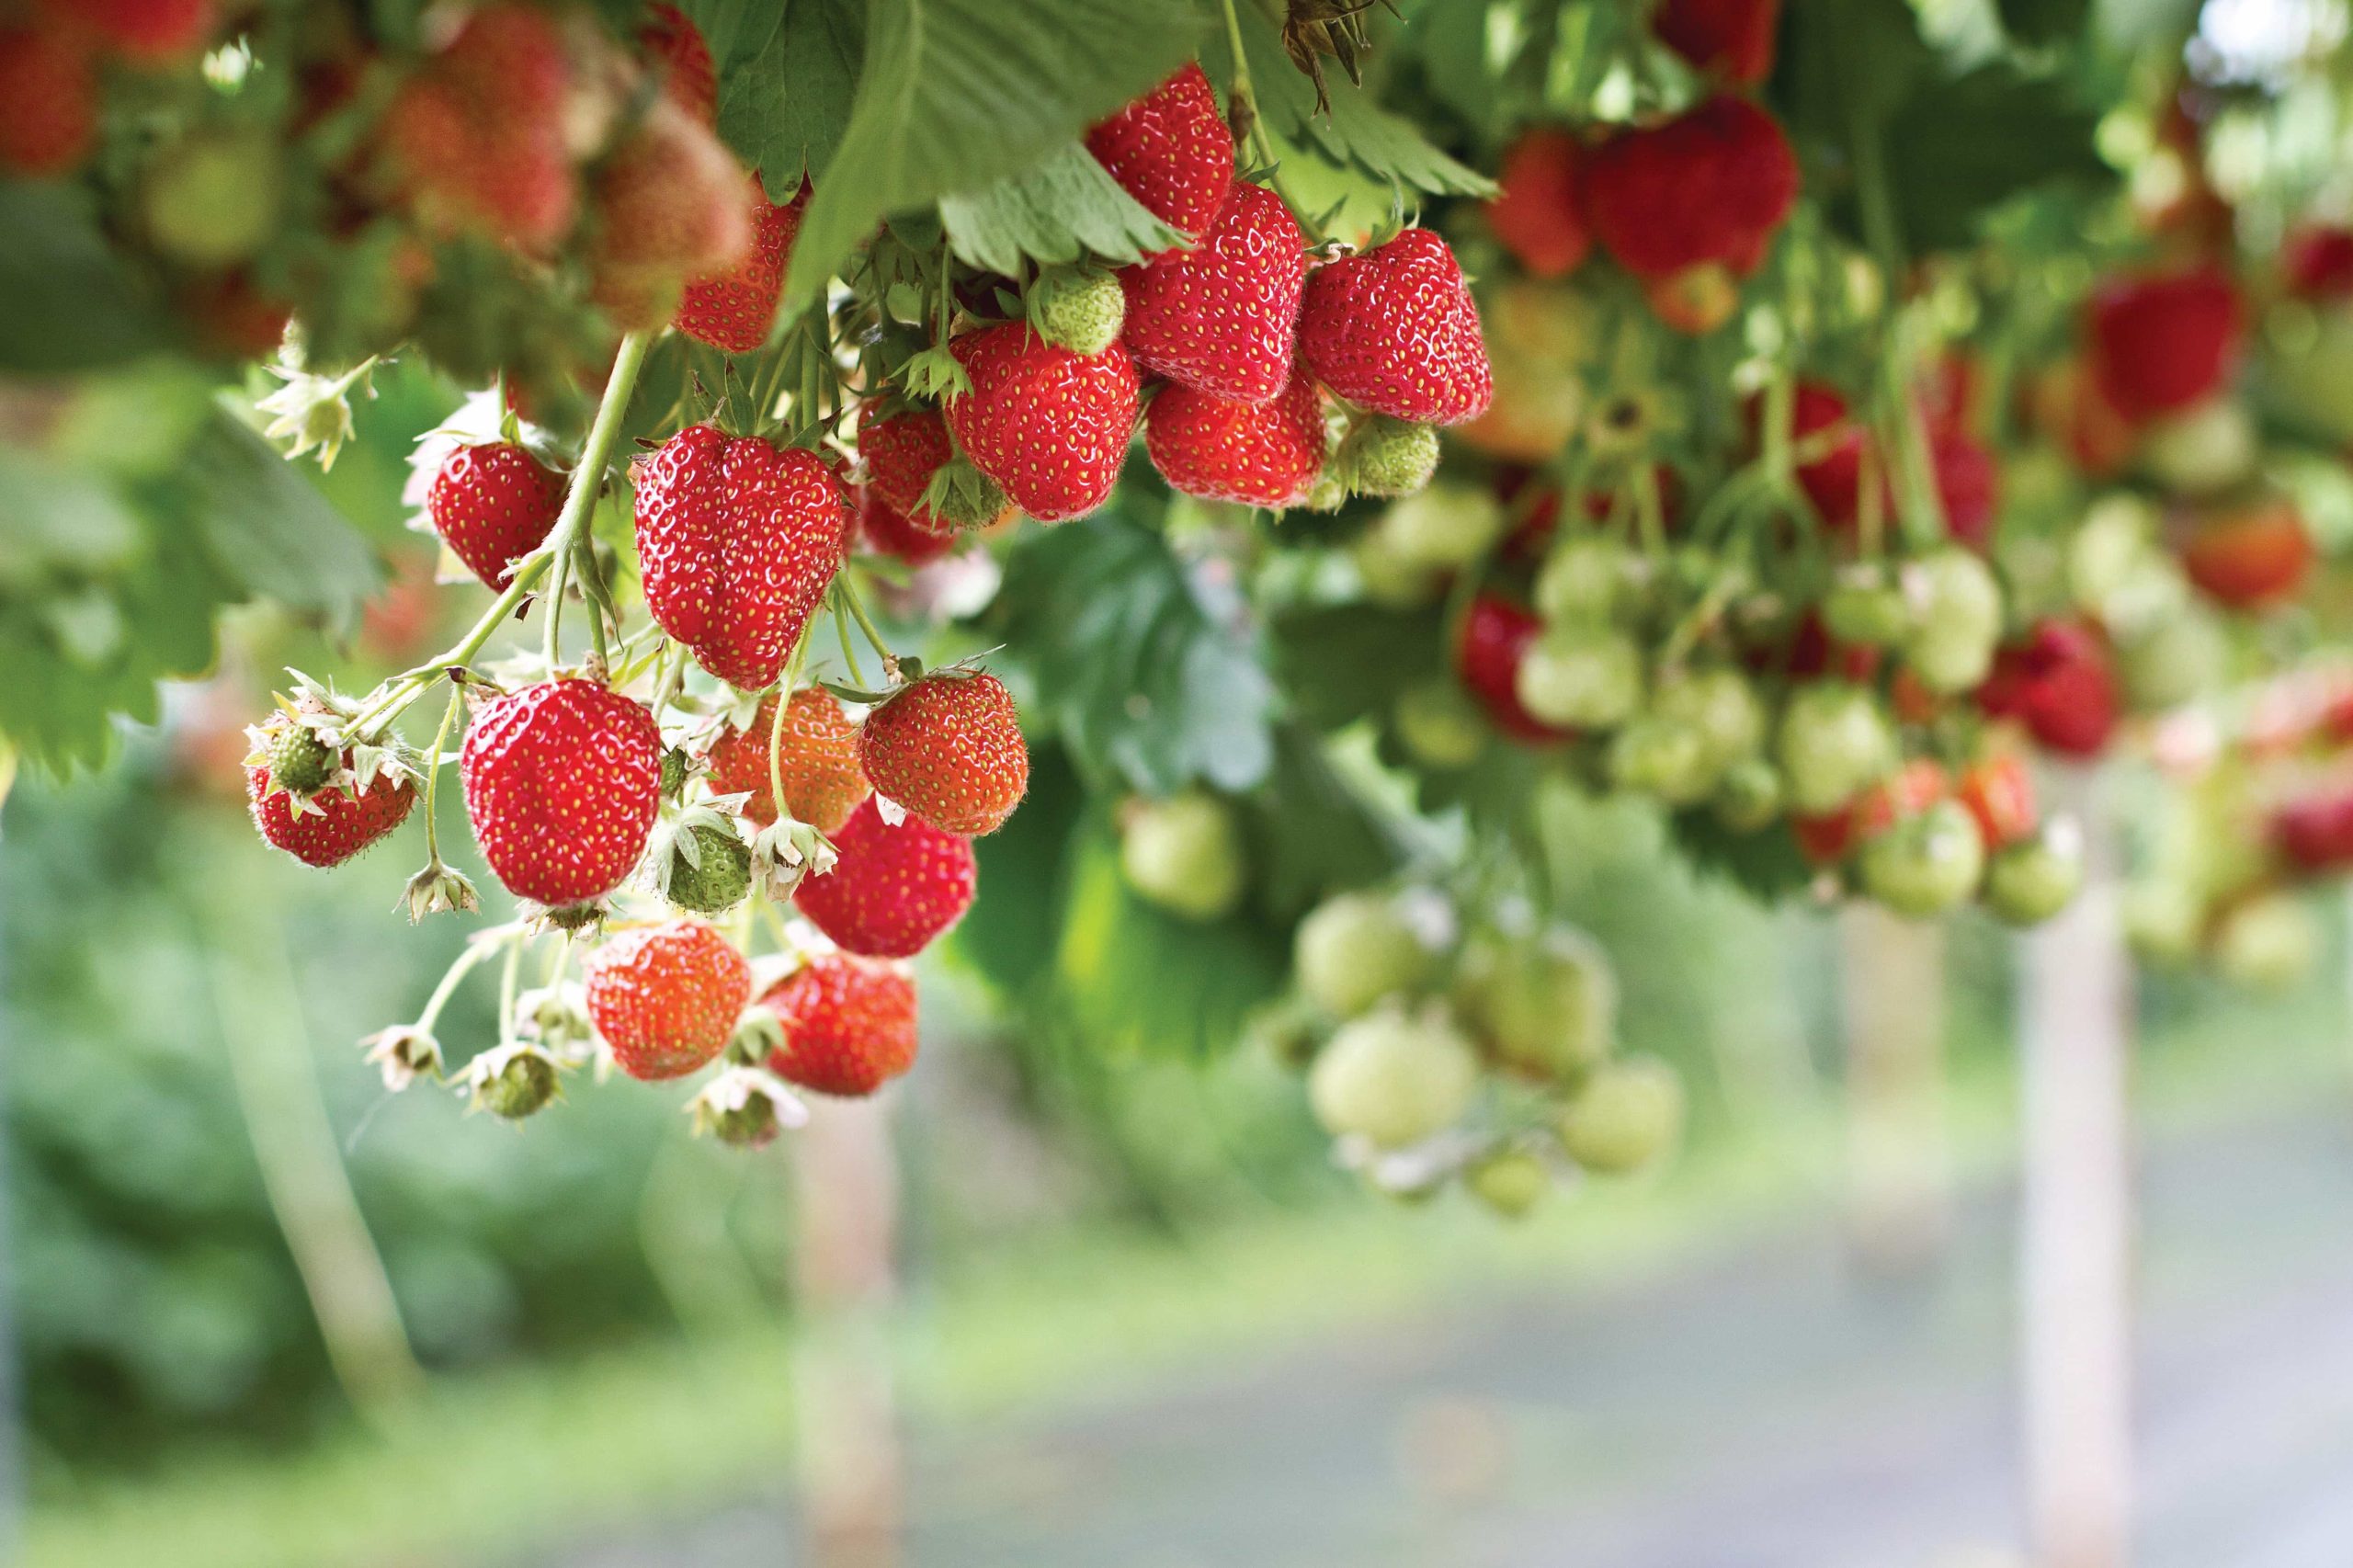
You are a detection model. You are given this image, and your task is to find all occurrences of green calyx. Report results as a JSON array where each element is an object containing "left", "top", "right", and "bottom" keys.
[
  {"left": 659, "top": 746, "right": 691, "bottom": 801},
  {"left": 918, "top": 453, "right": 1009, "bottom": 532},
  {"left": 267, "top": 723, "right": 338, "bottom": 796},
  {"left": 1029, "top": 269, "right": 1126, "bottom": 357},
  {"left": 665, "top": 822, "right": 753, "bottom": 915}
]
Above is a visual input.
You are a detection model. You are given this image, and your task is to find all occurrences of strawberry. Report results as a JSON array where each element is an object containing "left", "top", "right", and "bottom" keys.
[
  {"left": 1791, "top": 757, "right": 1946, "bottom": 867},
  {"left": 2180, "top": 497, "right": 2313, "bottom": 610},
  {"left": 426, "top": 440, "right": 566, "bottom": 591},
  {"left": 760, "top": 951, "right": 919, "bottom": 1097},
  {"left": 1977, "top": 621, "right": 2119, "bottom": 759},
  {"left": 705, "top": 687, "right": 870, "bottom": 833},
  {"left": 857, "top": 403, "right": 1007, "bottom": 536},
  {"left": 1956, "top": 753, "right": 2037, "bottom": 851},
  {"left": 40, "top": 0, "right": 212, "bottom": 61},
  {"left": 1118, "top": 182, "right": 1309, "bottom": 403},
  {"left": 794, "top": 796, "right": 977, "bottom": 959},
  {"left": 1927, "top": 426, "right": 2001, "bottom": 550},
  {"left": 590, "top": 99, "right": 754, "bottom": 329},
  {"left": 1781, "top": 381, "right": 1867, "bottom": 528},
  {"left": 1484, "top": 128, "right": 1592, "bottom": 279},
  {"left": 460, "top": 678, "right": 664, "bottom": 908},
  {"left": 585, "top": 919, "right": 750, "bottom": 1081},
  {"left": 1653, "top": 0, "right": 1780, "bottom": 85},
  {"left": 675, "top": 176, "right": 807, "bottom": 354},
  {"left": 857, "top": 485, "right": 956, "bottom": 566},
  {"left": 381, "top": 3, "right": 575, "bottom": 247},
  {"left": 640, "top": 2, "right": 717, "bottom": 126},
  {"left": 858, "top": 671, "right": 1029, "bottom": 836},
  {"left": 0, "top": 24, "right": 95, "bottom": 177},
  {"left": 1298, "top": 228, "right": 1494, "bottom": 426},
  {"left": 1144, "top": 366, "right": 1327, "bottom": 506},
  {"left": 1084, "top": 62, "right": 1234, "bottom": 245},
  {"left": 246, "top": 730, "right": 416, "bottom": 869},
  {"left": 2272, "top": 790, "right": 2353, "bottom": 873},
  {"left": 2284, "top": 224, "right": 2353, "bottom": 301},
  {"left": 2086, "top": 267, "right": 2242, "bottom": 426},
  {"left": 1456, "top": 595, "right": 1573, "bottom": 744},
  {"left": 944, "top": 324, "right": 1142, "bottom": 522},
  {"left": 1583, "top": 97, "right": 1798, "bottom": 301},
  {"left": 631, "top": 425, "right": 850, "bottom": 689}
]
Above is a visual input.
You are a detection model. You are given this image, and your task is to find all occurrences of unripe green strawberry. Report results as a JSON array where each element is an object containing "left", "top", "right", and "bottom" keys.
[
  {"left": 2140, "top": 397, "right": 2255, "bottom": 496},
  {"left": 1608, "top": 715, "right": 1713, "bottom": 803},
  {"left": 1535, "top": 536, "right": 1634, "bottom": 625},
  {"left": 1984, "top": 824, "right": 2083, "bottom": 926},
  {"left": 2118, "top": 610, "right": 2225, "bottom": 712},
  {"left": 665, "top": 822, "right": 752, "bottom": 915},
  {"left": 1338, "top": 416, "right": 1439, "bottom": 499},
  {"left": 2065, "top": 495, "right": 2160, "bottom": 618},
  {"left": 1821, "top": 577, "right": 1911, "bottom": 649},
  {"left": 1859, "top": 799, "right": 1985, "bottom": 918},
  {"left": 1294, "top": 891, "right": 1432, "bottom": 1018},
  {"left": 1308, "top": 1004, "right": 1479, "bottom": 1150},
  {"left": 1466, "top": 1148, "right": 1550, "bottom": 1219},
  {"left": 471, "top": 1046, "right": 559, "bottom": 1121},
  {"left": 1712, "top": 756, "right": 1784, "bottom": 832},
  {"left": 267, "top": 722, "right": 337, "bottom": 797},
  {"left": 1558, "top": 1056, "right": 1684, "bottom": 1175},
  {"left": 1377, "top": 483, "right": 1505, "bottom": 571},
  {"left": 142, "top": 126, "right": 281, "bottom": 266},
  {"left": 1456, "top": 930, "right": 1615, "bottom": 1083},
  {"left": 1777, "top": 682, "right": 1895, "bottom": 813},
  {"left": 1392, "top": 679, "right": 1486, "bottom": 768},
  {"left": 1031, "top": 269, "right": 1126, "bottom": 356},
  {"left": 1516, "top": 625, "right": 1643, "bottom": 730},
  {"left": 1350, "top": 528, "right": 1444, "bottom": 608},
  {"left": 1902, "top": 549, "right": 2003, "bottom": 695},
  {"left": 1651, "top": 665, "right": 1766, "bottom": 774},
  {"left": 2213, "top": 894, "right": 2319, "bottom": 992},
  {"left": 1120, "top": 790, "right": 1246, "bottom": 922},
  {"left": 660, "top": 746, "right": 691, "bottom": 800}
]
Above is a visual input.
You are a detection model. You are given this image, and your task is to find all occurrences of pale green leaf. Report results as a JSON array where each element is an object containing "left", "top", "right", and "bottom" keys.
[{"left": 940, "top": 143, "right": 1188, "bottom": 275}]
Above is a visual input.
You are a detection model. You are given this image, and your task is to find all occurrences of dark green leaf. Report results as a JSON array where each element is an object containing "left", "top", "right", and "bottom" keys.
[
  {"left": 175, "top": 408, "right": 381, "bottom": 631},
  {"left": 1269, "top": 602, "right": 1445, "bottom": 731},
  {"left": 0, "top": 182, "right": 172, "bottom": 372},
  {"left": 1879, "top": 66, "right": 2111, "bottom": 250},
  {"left": 940, "top": 143, "right": 1188, "bottom": 274},
  {"left": 1247, "top": 728, "right": 1406, "bottom": 918},
  {"left": 714, "top": 0, "right": 866, "bottom": 191},
  {"left": 1665, "top": 808, "right": 1815, "bottom": 903},
  {"left": 1996, "top": 0, "right": 2091, "bottom": 47}
]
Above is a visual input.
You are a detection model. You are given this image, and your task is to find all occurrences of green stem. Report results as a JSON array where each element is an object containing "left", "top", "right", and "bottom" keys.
[
  {"left": 834, "top": 571, "right": 895, "bottom": 677},
  {"left": 344, "top": 331, "right": 654, "bottom": 742},
  {"left": 415, "top": 924, "right": 524, "bottom": 1035},
  {"left": 419, "top": 687, "right": 462, "bottom": 868},
  {"left": 496, "top": 932, "right": 525, "bottom": 1047},
  {"left": 1219, "top": 0, "right": 1317, "bottom": 238}
]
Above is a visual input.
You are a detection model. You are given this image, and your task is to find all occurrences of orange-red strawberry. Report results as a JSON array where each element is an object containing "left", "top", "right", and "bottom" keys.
[
  {"left": 706, "top": 688, "right": 870, "bottom": 833},
  {"left": 40, "top": 0, "right": 212, "bottom": 61},
  {"left": 247, "top": 727, "right": 416, "bottom": 869},
  {"left": 759, "top": 951, "right": 918, "bottom": 1096},
  {"left": 1118, "top": 182, "right": 1308, "bottom": 404},
  {"left": 675, "top": 176, "right": 807, "bottom": 354},
  {"left": 1144, "top": 367, "right": 1326, "bottom": 506},
  {"left": 588, "top": 98, "right": 752, "bottom": 329},
  {"left": 639, "top": 2, "right": 717, "bottom": 125},
  {"left": 857, "top": 485, "right": 956, "bottom": 566},
  {"left": 381, "top": 3, "right": 574, "bottom": 246},
  {"left": 1298, "top": 228, "right": 1493, "bottom": 426},
  {"left": 426, "top": 440, "right": 566, "bottom": 591},
  {"left": 1976, "top": 621, "right": 2118, "bottom": 759},
  {"left": 1485, "top": 128, "right": 1592, "bottom": 279},
  {"left": 858, "top": 671, "right": 1028, "bottom": 835},
  {"left": 1956, "top": 753, "right": 2037, "bottom": 851},
  {"left": 1653, "top": 0, "right": 1780, "bottom": 85},
  {"left": 461, "top": 678, "right": 663, "bottom": 908},
  {"left": 2086, "top": 267, "right": 2242, "bottom": 426},
  {"left": 944, "top": 324, "right": 1141, "bottom": 522},
  {"left": 0, "top": 24, "right": 95, "bottom": 177},
  {"left": 1583, "top": 96, "right": 1798, "bottom": 299},
  {"left": 2180, "top": 496, "right": 2313, "bottom": 610},
  {"left": 1791, "top": 758, "right": 1947, "bottom": 866},
  {"left": 857, "top": 403, "right": 993, "bottom": 536},
  {"left": 585, "top": 919, "right": 749, "bottom": 1081},
  {"left": 793, "top": 796, "right": 977, "bottom": 958},
  {"left": 1084, "top": 62, "right": 1234, "bottom": 245},
  {"left": 632, "top": 425, "right": 850, "bottom": 689}
]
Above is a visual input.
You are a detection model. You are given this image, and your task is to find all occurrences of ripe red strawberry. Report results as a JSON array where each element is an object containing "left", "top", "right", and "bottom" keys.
[
  {"left": 857, "top": 403, "right": 1007, "bottom": 536},
  {"left": 1584, "top": 96, "right": 1798, "bottom": 295},
  {"left": 1485, "top": 128, "right": 1592, "bottom": 279},
  {"left": 1956, "top": 753, "right": 2037, "bottom": 851},
  {"left": 585, "top": 919, "right": 750, "bottom": 1081},
  {"left": 1653, "top": 0, "right": 1780, "bottom": 85},
  {"left": 426, "top": 440, "right": 566, "bottom": 591},
  {"left": 639, "top": 2, "right": 717, "bottom": 126},
  {"left": 944, "top": 324, "right": 1141, "bottom": 522},
  {"left": 247, "top": 737, "right": 416, "bottom": 869},
  {"left": 760, "top": 951, "right": 918, "bottom": 1096},
  {"left": 1977, "top": 621, "right": 2118, "bottom": 759},
  {"left": 1456, "top": 595, "right": 1573, "bottom": 744},
  {"left": 2272, "top": 790, "right": 2353, "bottom": 873},
  {"left": 676, "top": 176, "right": 807, "bottom": 354},
  {"left": 1927, "top": 426, "right": 2000, "bottom": 550},
  {"left": 590, "top": 99, "right": 753, "bottom": 329},
  {"left": 1084, "top": 62, "right": 1234, "bottom": 245},
  {"left": 2086, "top": 267, "right": 2242, "bottom": 425},
  {"left": 0, "top": 25, "right": 95, "bottom": 177},
  {"left": 1791, "top": 758, "right": 1946, "bottom": 866},
  {"left": 2180, "top": 497, "right": 2313, "bottom": 610},
  {"left": 381, "top": 3, "right": 575, "bottom": 246},
  {"left": 794, "top": 796, "right": 977, "bottom": 958},
  {"left": 857, "top": 485, "right": 956, "bottom": 566},
  {"left": 40, "top": 0, "right": 211, "bottom": 60},
  {"left": 2284, "top": 224, "right": 2353, "bottom": 301},
  {"left": 1119, "top": 182, "right": 1308, "bottom": 403},
  {"left": 461, "top": 678, "right": 663, "bottom": 908},
  {"left": 705, "top": 687, "right": 870, "bottom": 833},
  {"left": 632, "top": 425, "right": 850, "bottom": 689},
  {"left": 1780, "top": 381, "right": 1867, "bottom": 528},
  {"left": 1299, "top": 228, "right": 1494, "bottom": 426},
  {"left": 1145, "top": 367, "right": 1327, "bottom": 506},
  {"left": 858, "top": 671, "right": 1029, "bottom": 836}
]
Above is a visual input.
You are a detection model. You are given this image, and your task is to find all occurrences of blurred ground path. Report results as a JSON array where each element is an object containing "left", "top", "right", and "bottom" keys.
[{"left": 530, "top": 1104, "right": 2353, "bottom": 1568}]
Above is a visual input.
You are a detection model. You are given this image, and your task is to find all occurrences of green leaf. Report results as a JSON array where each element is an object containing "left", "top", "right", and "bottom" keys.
[
  {"left": 713, "top": 0, "right": 866, "bottom": 191},
  {"left": 1269, "top": 602, "right": 1445, "bottom": 731},
  {"left": 782, "top": 0, "right": 1206, "bottom": 312},
  {"left": 1665, "top": 808, "right": 1815, "bottom": 903},
  {"left": 0, "top": 182, "right": 172, "bottom": 372},
  {"left": 1246, "top": 728, "right": 1406, "bottom": 918},
  {"left": 1878, "top": 66, "right": 2111, "bottom": 250},
  {"left": 1995, "top": 0, "right": 2091, "bottom": 47},
  {"left": 175, "top": 407, "right": 382, "bottom": 631},
  {"left": 940, "top": 143, "right": 1188, "bottom": 275},
  {"left": 992, "top": 492, "right": 1278, "bottom": 798}
]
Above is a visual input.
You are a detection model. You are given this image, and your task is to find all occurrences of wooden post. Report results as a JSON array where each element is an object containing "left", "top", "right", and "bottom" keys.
[
  {"left": 789, "top": 1096, "right": 904, "bottom": 1568},
  {"left": 1837, "top": 902, "right": 1952, "bottom": 1274},
  {"left": 2018, "top": 767, "right": 2133, "bottom": 1568}
]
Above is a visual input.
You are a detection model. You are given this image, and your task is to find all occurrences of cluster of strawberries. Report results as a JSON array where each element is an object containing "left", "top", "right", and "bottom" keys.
[
  {"left": 1482, "top": 0, "right": 1797, "bottom": 334},
  {"left": 0, "top": 0, "right": 215, "bottom": 176}
]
